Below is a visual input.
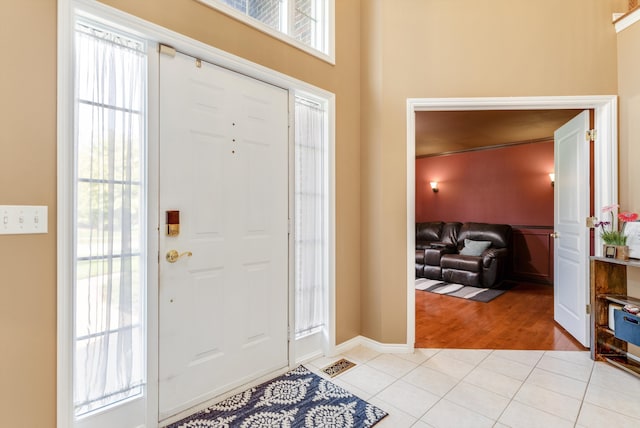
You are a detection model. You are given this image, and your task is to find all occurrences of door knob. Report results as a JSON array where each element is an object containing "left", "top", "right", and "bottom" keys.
[
  {"left": 550, "top": 232, "right": 558, "bottom": 238},
  {"left": 166, "top": 249, "right": 193, "bottom": 263}
]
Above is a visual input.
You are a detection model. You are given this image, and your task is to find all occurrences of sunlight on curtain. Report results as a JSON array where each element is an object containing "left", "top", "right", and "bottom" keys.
[
  {"left": 294, "top": 96, "right": 327, "bottom": 338},
  {"left": 73, "top": 23, "right": 146, "bottom": 416}
]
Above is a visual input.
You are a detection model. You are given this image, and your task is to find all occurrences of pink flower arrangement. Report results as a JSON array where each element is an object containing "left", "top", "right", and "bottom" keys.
[
  {"left": 619, "top": 211, "right": 639, "bottom": 222},
  {"left": 596, "top": 204, "right": 639, "bottom": 245}
]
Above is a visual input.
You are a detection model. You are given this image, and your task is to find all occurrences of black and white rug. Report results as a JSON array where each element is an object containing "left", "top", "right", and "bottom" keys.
[
  {"left": 415, "top": 278, "right": 510, "bottom": 303},
  {"left": 166, "top": 365, "right": 388, "bottom": 428}
]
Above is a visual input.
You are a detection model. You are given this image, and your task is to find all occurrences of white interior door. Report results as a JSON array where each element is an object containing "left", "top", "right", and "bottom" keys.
[
  {"left": 158, "top": 51, "right": 289, "bottom": 420},
  {"left": 553, "top": 110, "right": 590, "bottom": 347}
]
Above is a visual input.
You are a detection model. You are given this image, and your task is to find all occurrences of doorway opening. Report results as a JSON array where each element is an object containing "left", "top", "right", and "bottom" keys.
[{"left": 405, "top": 96, "right": 618, "bottom": 350}]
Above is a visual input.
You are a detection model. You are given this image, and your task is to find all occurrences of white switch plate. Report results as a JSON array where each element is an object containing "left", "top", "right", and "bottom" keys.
[{"left": 0, "top": 205, "right": 48, "bottom": 235}]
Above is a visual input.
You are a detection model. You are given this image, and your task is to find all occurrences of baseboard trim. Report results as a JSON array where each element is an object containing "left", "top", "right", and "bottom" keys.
[
  {"left": 294, "top": 350, "right": 325, "bottom": 366},
  {"left": 359, "top": 336, "right": 413, "bottom": 354},
  {"left": 331, "top": 335, "right": 413, "bottom": 356},
  {"left": 628, "top": 352, "right": 640, "bottom": 364}
]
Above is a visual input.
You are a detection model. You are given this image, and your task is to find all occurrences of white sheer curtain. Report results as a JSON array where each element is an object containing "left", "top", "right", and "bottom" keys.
[
  {"left": 73, "top": 23, "right": 146, "bottom": 416},
  {"left": 294, "top": 96, "right": 327, "bottom": 338}
]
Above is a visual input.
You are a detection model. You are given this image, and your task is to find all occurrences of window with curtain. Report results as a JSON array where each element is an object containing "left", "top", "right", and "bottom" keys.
[
  {"left": 202, "top": 0, "right": 330, "bottom": 57},
  {"left": 73, "top": 22, "right": 146, "bottom": 416},
  {"left": 294, "top": 96, "right": 327, "bottom": 338}
]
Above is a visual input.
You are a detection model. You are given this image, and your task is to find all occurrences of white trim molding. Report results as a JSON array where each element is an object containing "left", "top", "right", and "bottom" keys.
[
  {"left": 405, "top": 95, "right": 618, "bottom": 349},
  {"left": 331, "top": 336, "right": 413, "bottom": 357},
  {"left": 615, "top": 7, "right": 640, "bottom": 33},
  {"left": 57, "top": 1, "right": 75, "bottom": 426}
]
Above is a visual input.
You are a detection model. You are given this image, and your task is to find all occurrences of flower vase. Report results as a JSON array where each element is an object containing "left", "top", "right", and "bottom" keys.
[{"left": 615, "top": 245, "right": 630, "bottom": 261}]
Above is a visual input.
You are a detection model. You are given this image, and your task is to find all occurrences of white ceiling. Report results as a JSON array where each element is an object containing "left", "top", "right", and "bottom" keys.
[{"left": 415, "top": 109, "right": 583, "bottom": 157}]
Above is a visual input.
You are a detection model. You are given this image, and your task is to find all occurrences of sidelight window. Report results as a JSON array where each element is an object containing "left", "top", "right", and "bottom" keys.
[
  {"left": 73, "top": 22, "right": 147, "bottom": 417},
  {"left": 294, "top": 95, "right": 328, "bottom": 338}
]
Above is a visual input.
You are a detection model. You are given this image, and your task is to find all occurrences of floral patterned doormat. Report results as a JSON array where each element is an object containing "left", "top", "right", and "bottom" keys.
[{"left": 166, "top": 365, "right": 388, "bottom": 428}]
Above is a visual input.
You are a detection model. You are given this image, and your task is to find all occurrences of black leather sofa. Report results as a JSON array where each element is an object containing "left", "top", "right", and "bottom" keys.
[{"left": 415, "top": 221, "right": 512, "bottom": 288}]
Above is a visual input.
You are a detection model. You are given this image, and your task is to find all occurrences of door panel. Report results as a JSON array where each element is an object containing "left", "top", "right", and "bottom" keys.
[
  {"left": 553, "top": 110, "right": 590, "bottom": 347},
  {"left": 158, "top": 51, "right": 289, "bottom": 420}
]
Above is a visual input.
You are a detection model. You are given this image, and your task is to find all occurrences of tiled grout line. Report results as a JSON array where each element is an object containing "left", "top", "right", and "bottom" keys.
[
  {"left": 490, "top": 350, "right": 575, "bottom": 427},
  {"left": 316, "top": 348, "right": 640, "bottom": 427},
  {"left": 372, "top": 350, "right": 464, "bottom": 425},
  {"left": 386, "top": 349, "right": 447, "bottom": 425},
  {"left": 396, "top": 349, "right": 451, "bottom": 424},
  {"left": 434, "top": 350, "right": 503, "bottom": 425},
  {"left": 427, "top": 350, "right": 517, "bottom": 426},
  {"left": 371, "top": 348, "right": 493, "bottom": 425},
  {"left": 428, "top": 349, "right": 494, "bottom": 421},
  {"left": 418, "top": 350, "right": 577, "bottom": 427},
  {"left": 467, "top": 351, "right": 528, "bottom": 425},
  {"left": 578, "top": 364, "right": 640, "bottom": 423},
  {"left": 489, "top": 350, "right": 531, "bottom": 427},
  {"left": 539, "top": 351, "right": 595, "bottom": 428},
  {"left": 571, "top": 360, "right": 597, "bottom": 428}
]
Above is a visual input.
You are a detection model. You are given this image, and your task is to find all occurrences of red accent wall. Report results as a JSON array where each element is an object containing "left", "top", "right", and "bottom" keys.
[{"left": 415, "top": 141, "right": 554, "bottom": 225}]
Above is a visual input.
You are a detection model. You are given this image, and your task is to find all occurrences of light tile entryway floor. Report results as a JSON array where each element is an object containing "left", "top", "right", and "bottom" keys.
[{"left": 307, "top": 346, "right": 640, "bottom": 428}]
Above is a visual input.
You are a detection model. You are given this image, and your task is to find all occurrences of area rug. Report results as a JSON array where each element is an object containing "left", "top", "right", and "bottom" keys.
[
  {"left": 415, "top": 278, "right": 511, "bottom": 303},
  {"left": 166, "top": 365, "right": 388, "bottom": 428}
]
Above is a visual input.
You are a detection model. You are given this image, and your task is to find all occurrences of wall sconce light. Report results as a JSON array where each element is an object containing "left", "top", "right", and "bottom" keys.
[
  {"left": 430, "top": 181, "right": 439, "bottom": 193},
  {"left": 549, "top": 173, "right": 555, "bottom": 187}
]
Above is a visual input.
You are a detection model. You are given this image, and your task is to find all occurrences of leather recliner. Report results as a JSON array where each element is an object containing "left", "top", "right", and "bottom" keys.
[
  {"left": 415, "top": 222, "right": 462, "bottom": 280},
  {"left": 440, "top": 222, "right": 512, "bottom": 288},
  {"left": 415, "top": 221, "right": 512, "bottom": 288}
]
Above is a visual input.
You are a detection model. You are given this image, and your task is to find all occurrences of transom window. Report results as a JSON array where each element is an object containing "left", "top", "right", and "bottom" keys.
[{"left": 196, "top": 0, "right": 334, "bottom": 62}]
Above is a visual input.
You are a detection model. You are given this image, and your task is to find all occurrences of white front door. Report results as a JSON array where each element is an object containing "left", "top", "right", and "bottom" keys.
[
  {"left": 553, "top": 110, "right": 590, "bottom": 347},
  {"left": 158, "top": 51, "right": 289, "bottom": 420}
]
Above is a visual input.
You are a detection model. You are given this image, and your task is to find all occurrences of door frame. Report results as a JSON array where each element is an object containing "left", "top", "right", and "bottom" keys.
[
  {"left": 57, "top": 1, "right": 336, "bottom": 427},
  {"left": 405, "top": 96, "right": 618, "bottom": 348}
]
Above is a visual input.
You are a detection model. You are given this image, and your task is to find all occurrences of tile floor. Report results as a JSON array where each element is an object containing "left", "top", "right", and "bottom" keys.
[{"left": 306, "top": 346, "right": 640, "bottom": 428}]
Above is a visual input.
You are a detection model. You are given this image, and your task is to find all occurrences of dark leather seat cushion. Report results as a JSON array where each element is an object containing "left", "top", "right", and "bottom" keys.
[
  {"left": 442, "top": 269, "right": 481, "bottom": 286},
  {"left": 423, "top": 265, "right": 442, "bottom": 280},
  {"left": 424, "top": 247, "right": 454, "bottom": 265},
  {"left": 441, "top": 254, "right": 482, "bottom": 271}
]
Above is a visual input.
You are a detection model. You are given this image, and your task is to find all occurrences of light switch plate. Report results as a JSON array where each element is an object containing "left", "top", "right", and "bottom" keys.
[{"left": 0, "top": 205, "right": 48, "bottom": 235}]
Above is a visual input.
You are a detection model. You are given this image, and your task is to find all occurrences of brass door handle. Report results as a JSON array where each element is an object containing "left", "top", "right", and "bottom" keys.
[
  {"left": 166, "top": 250, "right": 193, "bottom": 263},
  {"left": 550, "top": 232, "right": 558, "bottom": 238}
]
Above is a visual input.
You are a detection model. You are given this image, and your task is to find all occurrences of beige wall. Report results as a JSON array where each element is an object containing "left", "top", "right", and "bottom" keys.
[
  {"left": 360, "top": 0, "right": 626, "bottom": 343},
  {"left": 617, "top": 14, "right": 640, "bottom": 355},
  {"left": 1, "top": 1, "right": 58, "bottom": 425},
  {"left": 618, "top": 13, "right": 640, "bottom": 221}
]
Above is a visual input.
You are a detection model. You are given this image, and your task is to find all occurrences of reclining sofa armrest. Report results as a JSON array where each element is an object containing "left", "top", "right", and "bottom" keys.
[{"left": 482, "top": 247, "right": 508, "bottom": 268}]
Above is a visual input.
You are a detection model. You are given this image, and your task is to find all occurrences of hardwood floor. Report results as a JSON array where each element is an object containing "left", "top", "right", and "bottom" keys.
[{"left": 415, "top": 282, "right": 587, "bottom": 350}]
